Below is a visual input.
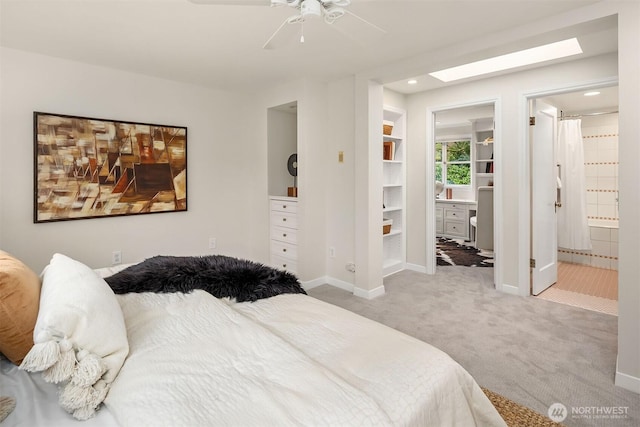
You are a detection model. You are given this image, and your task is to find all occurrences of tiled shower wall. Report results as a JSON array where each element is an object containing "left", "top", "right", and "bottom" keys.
[
  {"left": 583, "top": 114, "right": 619, "bottom": 223},
  {"left": 558, "top": 113, "right": 618, "bottom": 271}
]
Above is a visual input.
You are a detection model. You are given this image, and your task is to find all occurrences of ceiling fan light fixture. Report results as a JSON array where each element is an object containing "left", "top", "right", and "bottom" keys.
[{"left": 300, "top": 0, "right": 322, "bottom": 18}]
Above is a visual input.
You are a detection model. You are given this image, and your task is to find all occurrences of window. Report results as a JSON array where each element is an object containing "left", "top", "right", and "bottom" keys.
[{"left": 435, "top": 139, "right": 471, "bottom": 186}]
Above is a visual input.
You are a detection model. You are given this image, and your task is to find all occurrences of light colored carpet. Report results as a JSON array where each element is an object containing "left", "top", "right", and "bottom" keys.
[{"left": 308, "top": 267, "right": 639, "bottom": 427}]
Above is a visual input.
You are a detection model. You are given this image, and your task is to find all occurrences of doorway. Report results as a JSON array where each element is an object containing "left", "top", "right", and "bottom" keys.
[
  {"left": 529, "top": 85, "right": 619, "bottom": 315},
  {"left": 432, "top": 103, "right": 496, "bottom": 282}
]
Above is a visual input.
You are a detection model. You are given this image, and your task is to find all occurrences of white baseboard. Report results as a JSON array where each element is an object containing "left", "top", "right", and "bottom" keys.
[
  {"left": 301, "top": 276, "right": 355, "bottom": 293},
  {"left": 302, "top": 276, "right": 384, "bottom": 299},
  {"left": 326, "top": 277, "right": 355, "bottom": 292},
  {"left": 301, "top": 277, "right": 329, "bottom": 291},
  {"left": 353, "top": 285, "right": 386, "bottom": 299},
  {"left": 405, "top": 263, "right": 427, "bottom": 273},
  {"left": 615, "top": 361, "right": 640, "bottom": 394}
]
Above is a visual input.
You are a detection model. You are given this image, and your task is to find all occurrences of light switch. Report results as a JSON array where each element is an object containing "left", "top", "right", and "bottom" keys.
[{"left": 338, "top": 151, "right": 344, "bottom": 163}]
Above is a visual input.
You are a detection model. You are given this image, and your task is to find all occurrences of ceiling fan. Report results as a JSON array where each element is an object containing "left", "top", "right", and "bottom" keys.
[{"left": 189, "top": 0, "right": 385, "bottom": 49}]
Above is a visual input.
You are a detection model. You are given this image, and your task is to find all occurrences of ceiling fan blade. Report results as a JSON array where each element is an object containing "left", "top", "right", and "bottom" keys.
[
  {"left": 188, "top": 0, "right": 270, "bottom": 5},
  {"left": 263, "top": 15, "right": 301, "bottom": 49},
  {"left": 343, "top": 8, "right": 386, "bottom": 34}
]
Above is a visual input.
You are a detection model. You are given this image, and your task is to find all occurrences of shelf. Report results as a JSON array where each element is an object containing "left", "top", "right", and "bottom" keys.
[
  {"left": 383, "top": 206, "right": 402, "bottom": 213},
  {"left": 383, "top": 229, "right": 402, "bottom": 238},
  {"left": 476, "top": 159, "right": 494, "bottom": 162},
  {"left": 476, "top": 173, "right": 494, "bottom": 178},
  {"left": 383, "top": 105, "right": 406, "bottom": 276}
]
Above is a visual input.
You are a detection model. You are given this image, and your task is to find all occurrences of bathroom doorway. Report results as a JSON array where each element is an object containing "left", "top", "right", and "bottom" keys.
[{"left": 530, "top": 85, "right": 619, "bottom": 315}]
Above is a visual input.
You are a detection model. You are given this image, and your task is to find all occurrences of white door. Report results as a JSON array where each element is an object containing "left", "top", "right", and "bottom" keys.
[{"left": 531, "top": 99, "right": 558, "bottom": 295}]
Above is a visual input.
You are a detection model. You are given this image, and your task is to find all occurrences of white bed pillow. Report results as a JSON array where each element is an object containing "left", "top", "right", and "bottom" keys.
[{"left": 19, "top": 253, "right": 129, "bottom": 420}]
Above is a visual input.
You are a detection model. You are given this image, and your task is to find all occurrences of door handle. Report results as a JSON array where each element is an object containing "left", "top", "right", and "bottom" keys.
[{"left": 555, "top": 164, "right": 562, "bottom": 211}]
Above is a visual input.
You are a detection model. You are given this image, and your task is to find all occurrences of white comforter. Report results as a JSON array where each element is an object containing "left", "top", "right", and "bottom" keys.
[{"left": 105, "top": 291, "right": 506, "bottom": 427}]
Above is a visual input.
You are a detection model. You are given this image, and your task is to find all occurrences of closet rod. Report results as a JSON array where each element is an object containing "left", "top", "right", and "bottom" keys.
[{"left": 559, "top": 110, "right": 619, "bottom": 119}]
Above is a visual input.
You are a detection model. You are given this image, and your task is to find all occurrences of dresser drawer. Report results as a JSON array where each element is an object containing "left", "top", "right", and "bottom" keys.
[
  {"left": 271, "top": 211, "right": 297, "bottom": 229},
  {"left": 270, "top": 254, "right": 297, "bottom": 274},
  {"left": 270, "top": 200, "right": 298, "bottom": 214},
  {"left": 444, "top": 208, "right": 468, "bottom": 222},
  {"left": 444, "top": 220, "right": 467, "bottom": 237},
  {"left": 270, "top": 225, "right": 297, "bottom": 244},
  {"left": 270, "top": 240, "right": 297, "bottom": 259}
]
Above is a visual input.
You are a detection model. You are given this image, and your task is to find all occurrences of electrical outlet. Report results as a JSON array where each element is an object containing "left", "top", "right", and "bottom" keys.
[
  {"left": 209, "top": 237, "right": 217, "bottom": 249},
  {"left": 338, "top": 151, "right": 344, "bottom": 163},
  {"left": 329, "top": 247, "right": 336, "bottom": 258},
  {"left": 346, "top": 262, "right": 356, "bottom": 272},
  {"left": 112, "top": 250, "right": 122, "bottom": 265}
]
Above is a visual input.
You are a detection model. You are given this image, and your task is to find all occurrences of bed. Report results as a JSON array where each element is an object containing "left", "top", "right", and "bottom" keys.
[{"left": 0, "top": 251, "right": 506, "bottom": 426}]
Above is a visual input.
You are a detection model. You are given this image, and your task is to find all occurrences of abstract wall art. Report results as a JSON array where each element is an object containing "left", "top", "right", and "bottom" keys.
[{"left": 34, "top": 112, "right": 187, "bottom": 223}]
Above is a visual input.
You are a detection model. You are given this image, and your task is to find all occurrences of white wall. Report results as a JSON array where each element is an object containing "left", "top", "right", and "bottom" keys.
[
  {"left": 615, "top": 0, "right": 640, "bottom": 393},
  {"left": 325, "top": 77, "right": 357, "bottom": 285},
  {"left": 0, "top": 47, "right": 263, "bottom": 272}
]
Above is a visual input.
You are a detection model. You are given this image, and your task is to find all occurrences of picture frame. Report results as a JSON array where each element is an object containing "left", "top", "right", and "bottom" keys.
[{"left": 34, "top": 112, "right": 187, "bottom": 223}]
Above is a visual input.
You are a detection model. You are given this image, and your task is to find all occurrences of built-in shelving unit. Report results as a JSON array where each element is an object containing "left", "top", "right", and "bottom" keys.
[
  {"left": 382, "top": 106, "right": 406, "bottom": 276},
  {"left": 472, "top": 117, "right": 494, "bottom": 194}
]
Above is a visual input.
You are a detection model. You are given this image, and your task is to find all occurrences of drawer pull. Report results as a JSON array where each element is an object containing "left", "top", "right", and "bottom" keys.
[
  {"left": 282, "top": 205, "right": 287, "bottom": 209},
  {"left": 283, "top": 233, "right": 287, "bottom": 238},
  {"left": 283, "top": 264, "right": 287, "bottom": 268},
  {"left": 282, "top": 218, "right": 287, "bottom": 222},
  {"left": 283, "top": 248, "right": 287, "bottom": 252}
]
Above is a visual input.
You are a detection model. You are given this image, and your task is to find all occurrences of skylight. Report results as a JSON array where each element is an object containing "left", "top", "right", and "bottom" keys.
[{"left": 429, "top": 38, "right": 583, "bottom": 82}]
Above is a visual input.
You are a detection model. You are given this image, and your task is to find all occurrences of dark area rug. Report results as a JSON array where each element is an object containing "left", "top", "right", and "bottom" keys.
[{"left": 436, "top": 237, "right": 493, "bottom": 267}]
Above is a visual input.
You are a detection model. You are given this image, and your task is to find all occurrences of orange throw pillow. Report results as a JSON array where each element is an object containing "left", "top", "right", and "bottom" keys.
[{"left": 0, "top": 250, "right": 41, "bottom": 364}]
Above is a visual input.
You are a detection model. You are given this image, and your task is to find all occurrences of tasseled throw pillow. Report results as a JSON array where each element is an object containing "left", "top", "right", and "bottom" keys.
[{"left": 19, "top": 253, "right": 129, "bottom": 420}]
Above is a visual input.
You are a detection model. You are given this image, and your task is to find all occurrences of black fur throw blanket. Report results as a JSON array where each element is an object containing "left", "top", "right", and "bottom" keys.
[{"left": 104, "top": 255, "right": 306, "bottom": 302}]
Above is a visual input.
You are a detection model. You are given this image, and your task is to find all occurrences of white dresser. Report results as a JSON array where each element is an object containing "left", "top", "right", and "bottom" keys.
[
  {"left": 436, "top": 199, "right": 476, "bottom": 241},
  {"left": 269, "top": 196, "right": 298, "bottom": 274}
]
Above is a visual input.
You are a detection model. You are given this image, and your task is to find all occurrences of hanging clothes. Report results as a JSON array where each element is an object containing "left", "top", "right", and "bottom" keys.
[{"left": 557, "top": 119, "right": 592, "bottom": 250}]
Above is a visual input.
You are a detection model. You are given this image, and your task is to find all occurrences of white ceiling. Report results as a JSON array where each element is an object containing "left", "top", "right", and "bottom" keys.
[
  {"left": 0, "top": 0, "right": 616, "bottom": 94},
  {"left": 541, "top": 85, "right": 618, "bottom": 115}
]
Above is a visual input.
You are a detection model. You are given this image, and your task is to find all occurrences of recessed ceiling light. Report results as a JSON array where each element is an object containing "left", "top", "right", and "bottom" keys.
[
  {"left": 584, "top": 91, "right": 600, "bottom": 97},
  {"left": 407, "top": 79, "right": 418, "bottom": 85},
  {"left": 429, "top": 38, "right": 583, "bottom": 82}
]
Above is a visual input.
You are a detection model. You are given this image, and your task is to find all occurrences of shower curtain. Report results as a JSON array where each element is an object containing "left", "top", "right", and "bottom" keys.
[{"left": 557, "top": 119, "right": 592, "bottom": 250}]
